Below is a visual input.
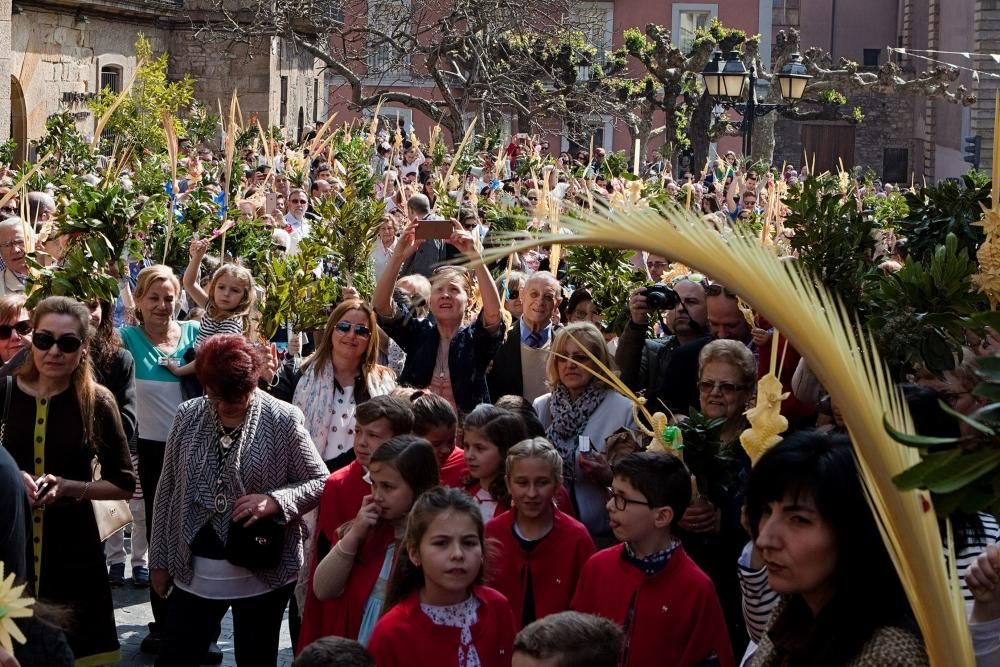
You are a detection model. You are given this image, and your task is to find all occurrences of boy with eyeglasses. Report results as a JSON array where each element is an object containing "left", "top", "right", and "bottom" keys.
[{"left": 572, "top": 451, "right": 733, "bottom": 667}]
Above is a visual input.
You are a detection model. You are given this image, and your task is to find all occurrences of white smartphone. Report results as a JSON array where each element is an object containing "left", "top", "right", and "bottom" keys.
[{"left": 578, "top": 435, "right": 591, "bottom": 454}]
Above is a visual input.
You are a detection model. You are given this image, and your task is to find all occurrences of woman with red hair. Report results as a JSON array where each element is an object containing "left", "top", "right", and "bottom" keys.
[{"left": 149, "top": 334, "right": 328, "bottom": 666}]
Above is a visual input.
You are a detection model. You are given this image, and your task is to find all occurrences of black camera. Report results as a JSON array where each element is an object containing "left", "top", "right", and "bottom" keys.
[{"left": 641, "top": 284, "right": 679, "bottom": 310}]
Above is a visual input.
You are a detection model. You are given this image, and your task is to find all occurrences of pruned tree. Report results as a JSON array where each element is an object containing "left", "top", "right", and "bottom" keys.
[
  {"left": 602, "top": 20, "right": 975, "bottom": 167},
  {"left": 193, "top": 0, "right": 608, "bottom": 144}
]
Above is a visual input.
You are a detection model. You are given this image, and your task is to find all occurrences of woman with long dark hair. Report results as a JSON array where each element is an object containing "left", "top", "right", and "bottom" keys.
[{"left": 744, "top": 432, "right": 927, "bottom": 666}]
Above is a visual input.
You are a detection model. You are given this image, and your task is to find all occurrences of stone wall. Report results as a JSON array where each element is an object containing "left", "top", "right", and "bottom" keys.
[
  {"left": 773, "top": 92, "right": 919, "bottom": 183},
  {"left": 10, "top": 8, "right": 169, "bottom": 156}
]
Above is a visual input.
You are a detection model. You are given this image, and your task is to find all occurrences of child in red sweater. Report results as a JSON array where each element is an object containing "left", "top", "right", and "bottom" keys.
[
  {"left": 368, "top": 486, "right": 516, "bottom": 667},
  {"left": 486, "top": 438, "right": 594, "bottom": 629},
  {"left": 298, "top": 435, "right": 438, "bottom": 651},
  {"left": 462, "top": 405, "right": 528, "bottom": 522},
  {"left": 413, "top": 392, "right": 469, "bottom": 487},
  {"left": 571, "top": 451, "right": 734, "bottom": 667},
  {"left": 297, "top": 397, "right": 414, "bottom": 652}
]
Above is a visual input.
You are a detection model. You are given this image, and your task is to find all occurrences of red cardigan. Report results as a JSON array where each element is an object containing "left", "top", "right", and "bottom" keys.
[
  {"left": 368, "top": 585, "right": 515, "bottom": 667},
  {"left": 571, "top": 544, "right": 734, "bottom": 667},
  {"left": 485, "top": 508, "right": 595, "bottom": 629},
  {"left": 296, "top": 520, "right": 396, "bottom": 653},
  {"left": 440, "top": 446, "right": 470, "bottom": 488},
  {"left": 316, "top": 460, "right": 371, "bottom": 544}
]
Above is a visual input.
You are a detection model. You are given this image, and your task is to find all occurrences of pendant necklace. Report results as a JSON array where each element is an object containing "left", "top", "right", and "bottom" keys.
[{"left": 211, "top": 407, "right": 247, "bottom": 514}]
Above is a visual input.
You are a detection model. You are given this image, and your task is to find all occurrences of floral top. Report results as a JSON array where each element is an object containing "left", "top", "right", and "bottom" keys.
[{"left": 421, "top": 594, "right": 483, "bottom": 667}]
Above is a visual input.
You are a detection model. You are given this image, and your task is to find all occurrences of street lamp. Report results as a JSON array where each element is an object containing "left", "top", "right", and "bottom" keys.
[{"left": 701, "top": 51, "right": 812, "bottom": 156}]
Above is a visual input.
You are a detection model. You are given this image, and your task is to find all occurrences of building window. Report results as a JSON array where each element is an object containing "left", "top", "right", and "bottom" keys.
[
  {"left": 883, "top": 147, "right": 908, "bottom": 183},
  {"left": 367, "top": 0, "right": 411, "bottom": 78},
  {"left": 313, "top": 79, "right": 319, "bottom": 123},
  {"left": 366, "top": 106, "right": 413, "bottom": 134},
  {"left": 100, "top": 65, "right": 122, "bottom": 94},
  {"left": 562, "top": 115, "right": 614, "bottom": 153},
  {"left": 672, "top": 4, "right": 718, "bottom": 54},
  {"left": 863, "top": 48, "right": 880, "bottom": 70},
  {"left": 569, "top": 2, "right": 614, "bottom": 67},
  {"left": 280, "top": 76, "right": 288, "bottom": 126}
]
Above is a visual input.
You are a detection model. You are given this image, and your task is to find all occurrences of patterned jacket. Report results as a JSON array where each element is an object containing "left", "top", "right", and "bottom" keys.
[{"left": 150, "top": 390, "right": 328, "bottom": 589}]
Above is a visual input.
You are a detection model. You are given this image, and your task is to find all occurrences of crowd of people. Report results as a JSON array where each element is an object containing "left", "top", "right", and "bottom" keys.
[{"left": 0, "top": 118, "right": 999, "bottom": 667}]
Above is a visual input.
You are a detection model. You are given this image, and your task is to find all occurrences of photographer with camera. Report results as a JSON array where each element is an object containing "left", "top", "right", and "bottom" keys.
[{"left": 614, "top": 276, "right": 710, "bottom": 400}]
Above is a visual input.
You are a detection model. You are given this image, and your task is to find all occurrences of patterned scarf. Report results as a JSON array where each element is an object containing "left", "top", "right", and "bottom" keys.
[
  {"left": 622, "top": 538, "right": 680, "bottom": 576},
  {"left": 420, "top": 594, "right": 482, "bottom": 667},
  {"left": 544, "top": 383, "right": 607, "bottom": 486}
]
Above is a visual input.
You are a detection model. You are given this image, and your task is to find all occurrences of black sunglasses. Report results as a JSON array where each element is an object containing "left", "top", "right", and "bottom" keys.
[
  {"left": 32, "top": 332, "right": 83, "bottom": 353},
  {"left": 334, "top": 322, "right": 371, "bottom": 337},
  {"left": 0, "top": 320, "right": 31, "bottom": 339}
]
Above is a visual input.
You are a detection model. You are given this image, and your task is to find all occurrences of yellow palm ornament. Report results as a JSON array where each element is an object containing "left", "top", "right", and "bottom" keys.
[
  {"left": 0, "top": 562, "right": 34, "bottom": 653},
  {"left": 973, "top": 90, "right": 1000, "bottom": 310},
  {"left": 481, "top": 202, "right": 974, "bottom": 665}
]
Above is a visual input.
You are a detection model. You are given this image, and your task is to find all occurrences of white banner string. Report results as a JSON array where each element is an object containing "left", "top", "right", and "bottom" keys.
[{"left": 887, "top": 47, "right": 1000, "bottom": 79}]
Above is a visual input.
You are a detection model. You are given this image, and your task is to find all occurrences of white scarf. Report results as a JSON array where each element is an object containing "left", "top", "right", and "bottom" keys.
[{"left": 420, "top": 595, "right": 482, "bottom": 667}]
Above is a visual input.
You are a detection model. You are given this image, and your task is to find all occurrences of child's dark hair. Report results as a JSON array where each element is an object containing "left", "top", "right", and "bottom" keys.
[
  {"left": 462, "top": 404, "right": 528, "bottom": 506},
  {"left": 369, "top": 435, "right": 440, "bottom": 500},
  {"left": 412, "top": 392, "right": 457, "bottom": 434},
  {"left": 356, "top": 395, "right": 414, "bottom": 434},
  {"left": 745, "top": 431, "right": 917, "bottom": 666},
  {"left": 612, "top": 451, "right": 692, "bottom": 520},
  {"left": 513, "top": 611, "right": 623, "bottom": 667},
  {"left": 383, "top": 486, "right": 486, "bottom": 612},
  {"left": 495, "top": 394, "right": 546, "bottom": 437},
  {"left": 293, "top": 637, "right": 374, "bottom": 667}
]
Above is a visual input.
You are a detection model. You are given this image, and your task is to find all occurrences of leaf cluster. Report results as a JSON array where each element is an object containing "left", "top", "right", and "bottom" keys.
[
  {"left": 899, "top": 171, "right": 990, "bottom": 264},
  {"left": 564, "top": 244, "right": 646, "bottom": 332},
  {"left": 676, "top": 408, "right": 746, "bottom": 504}
]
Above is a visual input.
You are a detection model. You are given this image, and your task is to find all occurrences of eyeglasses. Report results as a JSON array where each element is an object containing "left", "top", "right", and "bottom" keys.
[
  {"left": 704, "top": 283, "right": 737, "bottom": 298},
  {"left": 0, "top": 240, "right": 25, "bottom": 250},
  {"left": 507, "top": 290, "right": 520, "bottom": 301},
  {"left": 289, "top": 199, "right": 308, "bottom": 205},
  {"left": 334, "top": 322, "right": 371, "bottom": 337},
  {"left": 606, "top": 487, "right": 651, "bottom": 512},
  {"left": 557, "top": 353, "right": 592, "bottom": 365},
  {"left": 697, "top": 380, "right": 750, "bottom": 395},
  {"left": 0, "top": 320, "right": 31, "bottom": 339},
  {"left": 32, "top": 332, "right": 83, "bottom": 353}
]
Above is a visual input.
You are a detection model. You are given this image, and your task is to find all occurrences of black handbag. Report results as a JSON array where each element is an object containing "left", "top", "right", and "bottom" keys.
[{"left": 225, "top": 517, "right": 284, "bottom": 570}]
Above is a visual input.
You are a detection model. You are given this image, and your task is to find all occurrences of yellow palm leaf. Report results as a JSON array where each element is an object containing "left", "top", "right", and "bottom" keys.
[{"left": 480, "top": 202, "right": 972, "bottom": 666}]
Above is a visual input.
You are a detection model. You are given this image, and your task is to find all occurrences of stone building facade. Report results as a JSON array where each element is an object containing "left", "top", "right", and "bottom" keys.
[{"left": 3, "top": 0, "right": 325, "bottom": 161}]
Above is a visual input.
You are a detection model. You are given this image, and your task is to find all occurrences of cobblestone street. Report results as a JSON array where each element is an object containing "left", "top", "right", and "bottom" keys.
[{"left": 111, "top": 558, "right": 295, "bottom": 666}]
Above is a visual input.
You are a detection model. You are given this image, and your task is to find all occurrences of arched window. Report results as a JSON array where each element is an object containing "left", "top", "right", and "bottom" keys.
[{"left": 99, "top": 65, "right": 123, "bottom": 94}]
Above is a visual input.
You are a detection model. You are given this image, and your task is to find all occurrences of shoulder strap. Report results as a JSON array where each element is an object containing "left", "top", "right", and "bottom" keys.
[{"left": 2, "top": 375, "right": 11, "bottom": 423}]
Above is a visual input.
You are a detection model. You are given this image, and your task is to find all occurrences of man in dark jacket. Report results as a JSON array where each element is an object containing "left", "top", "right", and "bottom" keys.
[{"left": 488, "top": 271, "right": 562, "bottom": 402}]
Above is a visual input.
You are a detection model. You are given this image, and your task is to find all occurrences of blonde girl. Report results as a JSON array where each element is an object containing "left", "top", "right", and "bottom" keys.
[
  {"left": 484, "top": 438, "right": 595, "bottom": 629},
  {"left": 172, "top": 237, "right": 257, "bottom": 376}
]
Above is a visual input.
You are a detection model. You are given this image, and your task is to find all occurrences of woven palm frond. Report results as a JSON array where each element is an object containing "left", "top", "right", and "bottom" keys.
[{"left": 479, "top": 202, "right": 972, "bottom": 666}]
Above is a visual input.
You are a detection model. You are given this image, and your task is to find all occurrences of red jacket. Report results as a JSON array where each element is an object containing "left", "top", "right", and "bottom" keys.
[
  {"left": 440, "top": 446, "right": 470, "bottom": 488},
  {"left": 485, "top": 508, "right": 595, "bottom": 629},
  {"left": 755, "top": 316, "right": 814, "bottom": 426},
  {"left": 368, "top": 585, "right": 515, "bottom": 667},
  {"left": 317, "top": 460, "right": 370, "bottom": 543},
  {"left": 571, "top": 544, "right": 734, "bottom": 667},
  {"left": 296, "top": 520, "right": 395, "bottom": 653}
]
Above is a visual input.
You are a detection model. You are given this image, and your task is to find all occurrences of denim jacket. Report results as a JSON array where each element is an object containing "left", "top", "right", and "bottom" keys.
[{"left": 378, "top": 304, "right": 505, "bottom": 414}]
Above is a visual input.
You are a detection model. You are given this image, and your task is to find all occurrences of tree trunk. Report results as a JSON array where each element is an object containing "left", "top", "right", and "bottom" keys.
[
  {"left": 688, "top": 94, "right": 714, "bottom": 172},
  {"left": 751, "top": 109, "right": 776, "bottom": 165}
]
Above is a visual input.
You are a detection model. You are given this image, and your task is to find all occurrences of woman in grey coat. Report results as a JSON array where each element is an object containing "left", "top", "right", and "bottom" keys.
[{"left": 150, "top": 334, "right": 327, "bottom": 667}]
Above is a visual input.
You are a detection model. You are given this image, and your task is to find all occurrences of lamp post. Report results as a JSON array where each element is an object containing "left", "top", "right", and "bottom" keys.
[{"left": 701, "top": 51, "right": 812, "bottom": 157}]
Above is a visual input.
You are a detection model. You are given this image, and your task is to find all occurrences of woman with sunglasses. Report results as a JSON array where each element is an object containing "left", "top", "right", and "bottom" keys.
[
  {"left": 0, "top": 293, "right": 30, "bottom": 364},
  {"left": 7, "top": 296, "right": 135, "bottom": 665},
  {"left": 533, "top": 321, "right": 636, "bottom": 544},
  {"left": 373, "top": 218, "right": 505, "bottom": 414},
  {"left": 150, "top": 334, "right": 328, "bottom": 666},
  {"left": 680, "top": 338, "right": 756, "bottom": 656}
]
